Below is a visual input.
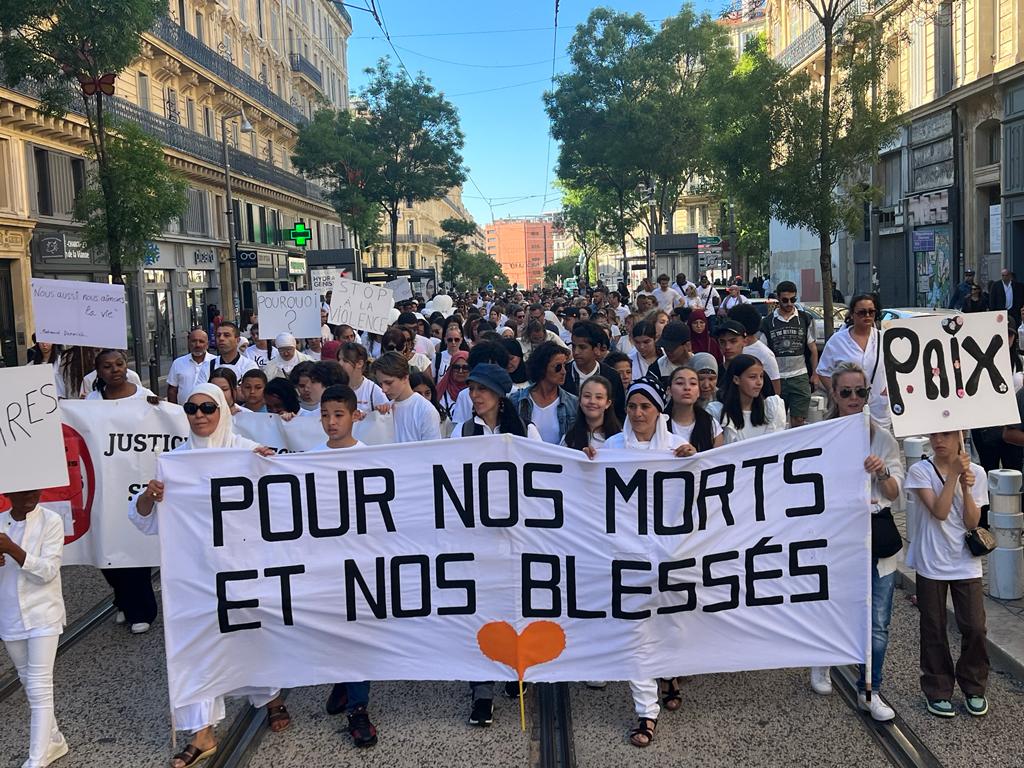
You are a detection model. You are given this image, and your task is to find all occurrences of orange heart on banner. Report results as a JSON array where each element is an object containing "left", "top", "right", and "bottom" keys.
[{"left": 477, "top": 620, "right": 566, "bottom": 679}]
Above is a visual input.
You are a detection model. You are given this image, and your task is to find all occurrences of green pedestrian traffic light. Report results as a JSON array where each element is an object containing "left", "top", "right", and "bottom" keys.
[{"left": 288, "top": 221, "right": 311, "bottom": 247}]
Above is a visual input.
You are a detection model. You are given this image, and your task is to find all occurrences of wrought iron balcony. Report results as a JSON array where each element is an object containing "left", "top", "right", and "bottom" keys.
[
  {"left": 289, "top": 53, "right": 323, "bottom": 89},
  {"left": 774, "top": 0, "right": 866, "bottom": 71},
  {"left": 393, "top": 234, "right": 439, "bottom": 245},
  {"left": 150, "top": 16, "right": 307, "bottom": 126}
]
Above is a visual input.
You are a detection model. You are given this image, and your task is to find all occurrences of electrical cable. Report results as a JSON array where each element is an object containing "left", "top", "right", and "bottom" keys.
[
  {"left": 539, "top": 0, "right": 559, "bottom": 213},
  {"left": 393, "top": 44, "right": 567, "bottom": 69}
]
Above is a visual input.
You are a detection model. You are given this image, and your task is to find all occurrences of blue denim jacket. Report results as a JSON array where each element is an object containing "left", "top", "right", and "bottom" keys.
[{"left": 511, "top": 385, "right": 578, "bottom": 441}]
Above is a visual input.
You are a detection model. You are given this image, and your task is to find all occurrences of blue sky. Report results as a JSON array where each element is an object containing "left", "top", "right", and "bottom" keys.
[{"left": 346, "top": 1, "right": 722, "bottom": 226}]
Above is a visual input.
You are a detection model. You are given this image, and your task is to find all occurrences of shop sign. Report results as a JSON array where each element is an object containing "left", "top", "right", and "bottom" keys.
[
  {"left": 912, "top": 230, "right": 935, "bottom": 252},
  {"left": 37, "top": 232, "right": 90, "bottom": 261},
  {"left": 193, "top": 249, "right": 216, "bottom": 267},
  {"left": 288, "top": 257, "right": 306, "bottom": 275}
]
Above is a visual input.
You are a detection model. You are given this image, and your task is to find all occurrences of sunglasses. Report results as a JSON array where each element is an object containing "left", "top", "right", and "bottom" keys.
[
  {"left": 384, "top": 344, "right": 404, "bottom": 351},
  {"left": 854, "top": 308, "right": 876, "bottom": 317},
  {"left": 551, "top": 362, "right": 565, "bottom": 373},
  {"left": 838, "top": 386, "right": 870, "bottom": 399},
  {"left": 778, "top": 297, "right": 795, "bottom": 304},
  {"left": 183, "top": 401, "right": 218, "bottom": 415},
  {"left": 445, "top": 337, "right": 461, "bottom": 343},
  {"left": 451, "top": 364, "right": 470, "bottom": 372}
]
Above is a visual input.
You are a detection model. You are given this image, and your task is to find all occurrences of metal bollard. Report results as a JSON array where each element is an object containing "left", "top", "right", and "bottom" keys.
[
  {"left": 806, "top": 394, "right": 827, "bottom": 424},
  {"left": 903, "top": 436, "right": 931, "bottom": 543},
  {"left": 987, "top": 469, "right": 1024, "bottom": 600}
]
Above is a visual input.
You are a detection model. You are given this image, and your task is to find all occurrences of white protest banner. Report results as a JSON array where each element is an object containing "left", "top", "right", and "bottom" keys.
[
  {"left": 234, "top": 410, "right": 395, "bottom": 452},
  {"left": 20, "top": 400, "right": 188, "bottom": 567},
  {"left": 0, "top": 366, "right": 68, "bottom": 493},
  {"left": 157, "top": 416, "right": 870, "bottom": 708},
  {"left": 31, "top": 277, "right": 127, "bottom": 349},
  {"left": 310, "top": 267, "right": 350, "bottom": 294},
  {"left": 385, "top": 276, "right": 413, "bottom": 302},
  {"left": 255, "top": 291, "right": 321, "bottom": 340},
  {"left": 882, "top": 310, "right": 1017, "bottom": 437},
  {"left": 328, "top": 278, "right": 394, "bottom": 334}
]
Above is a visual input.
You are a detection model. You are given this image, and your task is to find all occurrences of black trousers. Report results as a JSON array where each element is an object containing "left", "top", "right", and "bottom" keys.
[{"left": 101, "top": 567, "right": 157, "bottom": 624}]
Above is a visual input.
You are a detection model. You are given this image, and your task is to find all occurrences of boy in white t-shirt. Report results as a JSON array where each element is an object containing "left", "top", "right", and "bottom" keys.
[
  {"left": 371, "top": 351, "right": 441, "bottom": 443},
  {"left": 904, "top": 430, "right": 990, "bottom": 719},
  {"left": 310, "top": 384, "right": 375, "bottom": 745}
]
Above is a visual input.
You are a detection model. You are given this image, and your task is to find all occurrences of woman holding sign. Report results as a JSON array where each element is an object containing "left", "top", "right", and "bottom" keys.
[
  {"left": 816, "top": 294, "right": 890, "bottom": 429},
  {"left": 809, "top": 362, "right": 903, "bottom": 719},
  {"left": 129, "top": 384, "right": 290, "bottom": 767},
  {"left": 904, "top": 431, "right": 990, "bottom": 719}
]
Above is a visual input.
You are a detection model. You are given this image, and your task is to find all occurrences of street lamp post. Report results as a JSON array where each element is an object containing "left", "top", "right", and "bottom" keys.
[{"left": 221, "top": 108, "right": 255, "bottom": 323}]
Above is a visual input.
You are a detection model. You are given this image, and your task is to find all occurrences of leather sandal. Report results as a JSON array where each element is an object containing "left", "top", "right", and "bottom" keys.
[
  {"left": 629, "top": 717, "right": 657, "bottom": 748},
  {"left": 170, "top": 743, "right": 217, "bottom": 768},
  {"left": 267, "top": 703, "right": 291, "bottom": 733},
  {"left": 660, "top": 677, "right": 682, "bottom": 711}
]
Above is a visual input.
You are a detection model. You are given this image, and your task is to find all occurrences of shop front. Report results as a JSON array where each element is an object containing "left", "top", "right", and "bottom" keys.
[
  {"left": 0, "top": 218, "right": 35, "bottom": 366},
  {"left": 1005, "top": 78, "right": 1024, "bottom": 278},
  {"left": 144, "top": 240, "right": 220, "bottom": 361}
]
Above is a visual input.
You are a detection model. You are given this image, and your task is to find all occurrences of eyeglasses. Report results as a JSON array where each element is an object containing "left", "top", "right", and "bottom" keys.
[
  {"left": 778, "top": 297, "right": 795, "bottom": 305},
  {"left": 451, "top": 365, "right": 470, "bottom": 372},
  {"left": 837, "top": 386, "right": 870, "bottom": 399},
  {"left": 854, "top": 308, "right": 876, "bottom": 317},
  {"left": 183, "top": 401, "right": 218, "bottom": 415}
]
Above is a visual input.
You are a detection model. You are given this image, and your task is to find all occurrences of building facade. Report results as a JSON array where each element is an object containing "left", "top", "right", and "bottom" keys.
[
  {"left": 0, "top": 0, "right": 351, "bottom": 367},
  {"left": 766, "top": 0, "right": 1024, "bottom": 308},
  {"left": 485, "top": 218, "right": 556, "bottom": 290}
]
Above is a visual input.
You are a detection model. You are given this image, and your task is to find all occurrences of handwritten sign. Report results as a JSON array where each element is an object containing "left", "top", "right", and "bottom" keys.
[
  {"left": 310, "top": 268, "right": 350, "bottom": 294},
  {"left": 31, "top": 278, "right": 127, "bottom": 349},
  {"left": 882, "top": 311, "right": 1018, "bottom": 437},
  {"left": 0, "top": 366, "right": 69, "bottom": 494},
  {"left": 328, "top": 278, "right": 394, "bottom": 334},
  {"left": 255, "top": 291, "right": 321, "bottom": 340},
  {"left": 385, "top": 276, "right": 413, "bottom": 302}
]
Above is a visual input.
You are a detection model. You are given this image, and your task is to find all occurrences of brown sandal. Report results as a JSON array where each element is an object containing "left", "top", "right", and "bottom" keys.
[
  {"left": 660, "top": 677, "right": 682, "bottom": 711},
  {"left": 170, "top": 743, "right": 216, "bottom": 768},
  {"left": 629, "top": 717, "right": 657, "bottom": 748},
  {"left": 267, "top": 703, "right": 291, "bottom": 733}
]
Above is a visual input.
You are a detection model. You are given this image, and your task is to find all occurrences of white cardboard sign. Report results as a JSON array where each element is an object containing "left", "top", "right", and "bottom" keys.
[
  {"left": 0, "top": 366, "right": 69, "bottom": 494},
  {"left": 255, "top": 291, "right": 321, "bottom": 340},
  {"left": 31, "top": 278, "right": 127, "bottom": 349},
  {"left": 310, "top": 268, "right": 350, "bottom": 294},
  {"left": 327, "top": 278, "right": 394, "bottom": 334},
  {"left": 385, "top": 276, "right": 413, "bottom": 302},
  {"left": 882, "top": 311, "right": 1018, "bottom": 437}
]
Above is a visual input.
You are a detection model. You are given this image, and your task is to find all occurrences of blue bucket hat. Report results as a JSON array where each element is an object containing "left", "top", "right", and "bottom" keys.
[{"left": 467, "top": 363, "right": 513, "bottom": 397}]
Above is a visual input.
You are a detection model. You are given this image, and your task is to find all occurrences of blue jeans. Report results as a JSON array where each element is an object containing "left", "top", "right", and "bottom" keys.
[
  {"left": 342, "top": 682, "right": 370, "bottom": 711},
  {"left": 857, "top": 565, "right": 897, "bottom": 692}
]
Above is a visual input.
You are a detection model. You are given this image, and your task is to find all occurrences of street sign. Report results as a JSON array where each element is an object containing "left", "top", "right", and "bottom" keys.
[
  {"left": 563, "top": 278, "right": 578, "bottom": 292},
  {"left": 485, "top": 282, "right": 494, "bottom": 292},
  {"left": 698, "top": 236, "right": 722, "bottom": 246},
  {"left": 288, "top": 221, "right": 312, "bottom": 247},
  {"left": 236, "top": 248, "right": 257, "bottom": 266}
]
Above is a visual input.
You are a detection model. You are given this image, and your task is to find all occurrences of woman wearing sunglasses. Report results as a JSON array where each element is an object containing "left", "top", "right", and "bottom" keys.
[
  {"left": 816, "top": 293, "right": 891, "bottom": 429},
  {"left": 436, "top": 350, "right": 470, "bottom": 421},
  {"left": 808, "top": 362, "right": 903, "bottom": 720},
  {"left": 435, "top": 326, "right": 468, "bottom": 379},
  {"left": 510, "top": 340, "right": 577, "bottom": 445},
  {"left": 129, "top": 384, "right": 288, "bottom": 768}
]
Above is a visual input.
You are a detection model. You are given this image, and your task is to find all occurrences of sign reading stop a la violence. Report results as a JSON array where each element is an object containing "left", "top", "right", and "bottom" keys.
[
  {"left": 328, "top": 278, "right": 394, "bottom": 334},
  {"left": 0, "top": 366, "right": 69, "bottom": 494},
  {"left": 882, "top": 311, "right": 1018, "bottom": 437}
]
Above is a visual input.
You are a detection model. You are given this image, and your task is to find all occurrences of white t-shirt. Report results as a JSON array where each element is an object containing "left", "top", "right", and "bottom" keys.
[
  {"left": 352, "top": 378, "right": 386, "bottom": 413},
  {"left": 436, "top": 349, "right": 453, "bottom": 379},
  {"left": 244, "top": 345, "right": 276, "bottom": 369},
  {"left": 904, "top": 459, "right": 988, "bottom": 581},
  {"left": 816, "top": 326, "right": 890, "bottom": 427},
  {"left": 391, "top": 392, "right": 441, "bottom": 443},
  {"left": 85, "top": 384, "right": 156, "bottom": 401},
  {"left": 209, "top": 353, "right": 259, "bottom": 381},
  {"left": 531, "top": 397, "right": 561, "bottom": 444},
  {"left": 409, "top": 352, "right": 433, "bottom": 376},
  {"left": 0, "top": 517, "right": 30, "bottom": 639},
  {"left": 166, "top": 352, "right": 215, "bottom": 402},
  {"left": 79, "top": 368, "right": 142, "bottom": 398},
  {"left": 452, "top": 387, "right": 473, "bottom": 424},
  {"left": 560, "top": 430, "right": 608, "bottom": 448},
  {"left": 652, "top": 286, "right": 681, "bottom": 311},
  {"left": 670, "top": 416, "right": 723, "bottom": 445},
  {"left": 629, "top": 349, "right": 656, "bottom": 381},
  {"left": 451, "top": 416, "right": 541, "bottom": 440},
  {"left": 720, "top": 293, "right": 749, "bottom": 312},
  {"left": 744, "top": 339, "right": 781, "bottom": 383},
  {"left": 310, "top": 440, "right": 366, "bottom": 452},
  {"left": 705, "top": 396, "right": 787, "bottom": 444}
]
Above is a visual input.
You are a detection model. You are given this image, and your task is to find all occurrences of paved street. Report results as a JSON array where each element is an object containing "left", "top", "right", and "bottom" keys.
[{"left": 3, "top": 566, "right": 1023, "bottom": 768}]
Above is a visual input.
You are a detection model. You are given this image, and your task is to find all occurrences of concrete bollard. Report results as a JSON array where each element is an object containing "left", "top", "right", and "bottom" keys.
[
  {"left": 806, "top": 394, "right": 828, "bottom": 424},
  {"left": 987, "top": 469, "right": 1024, "bottom": 600},
  {"left": 903, "top": 437, "right": 931, "bottom": 543}
]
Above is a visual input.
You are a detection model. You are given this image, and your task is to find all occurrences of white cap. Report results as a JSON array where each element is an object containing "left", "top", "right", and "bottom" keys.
[{"left": 275, "top": 332, "right": 297, "bottom": 348}]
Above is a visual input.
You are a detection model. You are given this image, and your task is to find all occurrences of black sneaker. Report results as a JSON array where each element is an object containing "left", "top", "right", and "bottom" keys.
[
  {"left": 346, "top": 706, "right": 378, "bottom": 748},
  {"left": 469, "top": 698, "right": 493, "bottom": 727},
  {"left": 325, "top": 683, "right": 348, "bottom": 715}
]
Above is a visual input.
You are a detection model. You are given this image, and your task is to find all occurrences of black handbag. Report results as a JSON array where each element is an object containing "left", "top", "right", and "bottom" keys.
[
  {"left": 965, "top": 526, "right": 997, "bottom": 557},
  {"left": 871, "top": 507, "right": 903, "bottom": 559}
]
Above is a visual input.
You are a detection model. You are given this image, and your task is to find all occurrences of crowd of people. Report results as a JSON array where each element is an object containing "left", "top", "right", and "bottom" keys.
[{"left": 2, "top": 271, "right": 1007, "bottom": 767}]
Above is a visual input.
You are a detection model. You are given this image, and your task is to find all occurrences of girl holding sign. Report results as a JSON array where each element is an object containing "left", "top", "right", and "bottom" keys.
[
  {"left": 128, "top": 384, "right": 290, "bottom": 767},
  {"left": 904, "top": 431, "right": 990, "bottom": 719}
]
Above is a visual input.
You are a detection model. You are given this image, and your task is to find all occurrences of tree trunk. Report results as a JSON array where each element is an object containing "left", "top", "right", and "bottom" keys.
[
  {"left": 95, "top": 93, "right": 123, "bottom": 285},
  {"left": 818, "top": 21, "right": 836, "bottom": 338},
  {"left": 389, "top": 208, "right": 399, "bottom": 269}
]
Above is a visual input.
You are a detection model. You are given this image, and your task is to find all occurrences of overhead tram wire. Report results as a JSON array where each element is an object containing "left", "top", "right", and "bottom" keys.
[
  {"left": 392, "top": 45, "right": 568, "bottom": 69},
  {"left": 540, "top": 0, "right": 560, "bottom": 214},
  {"left": 365, "top": 0, "right": 413, "bottom": 80},
  {"left": 352, "top": 24, "right": 555, "bottom": 39}
]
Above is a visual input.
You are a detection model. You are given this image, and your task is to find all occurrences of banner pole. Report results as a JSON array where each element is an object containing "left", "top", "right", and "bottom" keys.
[
  {"left": 518, "top": 678, "right": 526, "bottom": 732},
  {"left": 863, "top": 405, "right": 873, "bottom": 705}
]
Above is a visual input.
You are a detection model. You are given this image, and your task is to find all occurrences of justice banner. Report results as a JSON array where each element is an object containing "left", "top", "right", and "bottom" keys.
[{"left": 157, "top": 416, "right": 871, "bottom": 709}]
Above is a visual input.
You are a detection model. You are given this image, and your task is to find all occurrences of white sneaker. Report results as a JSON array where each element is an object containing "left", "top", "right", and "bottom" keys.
[
  {"left": 585, "top": 681, "right": 607, "bottom": 689},
  {"left": 858, "top": 692, "right": 895, "bottom": 722},
  {"left": 810, "top": 666, "right": 832, "bottom": 695},
  {"left": 21, "top": 733, "right": 68, "bottom": 768},
  {"left": 130, "top": 622, "right": 151, "bottom": 635},
  {"left": 115, "top": 611, "right": 126, "bottom": 625}
]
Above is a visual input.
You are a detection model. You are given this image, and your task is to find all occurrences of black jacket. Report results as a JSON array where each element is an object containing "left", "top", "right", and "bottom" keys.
[
  {"left": 988, "top": 280, "right": 1024, "bottom": 317},
  {"left": 563, "top": 360, "right": 626, "bottom": 421}
]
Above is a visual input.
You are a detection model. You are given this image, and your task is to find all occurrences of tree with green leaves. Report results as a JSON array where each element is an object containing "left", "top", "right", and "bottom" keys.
[
  {"left": 293, "top": 59, "right": 466, "bottom": 267},
  {"left": 438, "top": 216, "right": 479, "bottom": 286},
  {"left": 444, "top": 251, "right": 510, "bottom": 292},
  {"left": 0, "top": 0, "right": 187, "bottom": 284},
  {"left": 543, "top": 254, "right": 577, "bottom": 287},
  {"left": 557, "top": 184, "right": 615, "bottom": 289},
  {"left": 768, "top": 7, "right": 902, "bottom": 333}
]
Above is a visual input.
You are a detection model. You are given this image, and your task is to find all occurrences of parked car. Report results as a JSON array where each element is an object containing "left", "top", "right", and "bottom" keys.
[
  {"left": 878, "top": 307, "right": 960, "bottom": 323},
  {"left": 798, "top": 303, "right": 848, "bottom": 352}
]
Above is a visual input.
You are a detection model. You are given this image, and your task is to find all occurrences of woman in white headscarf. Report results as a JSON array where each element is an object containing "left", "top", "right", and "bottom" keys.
[{"left": 128, "top": 384, "right": 290, "bottom": 768}]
